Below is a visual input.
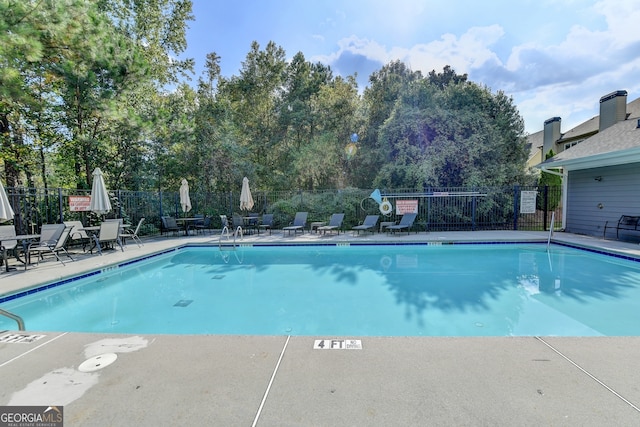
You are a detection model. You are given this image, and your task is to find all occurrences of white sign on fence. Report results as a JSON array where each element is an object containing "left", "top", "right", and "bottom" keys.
[{"left": 520, "top": 191, "right": 537, "bottom": 214}]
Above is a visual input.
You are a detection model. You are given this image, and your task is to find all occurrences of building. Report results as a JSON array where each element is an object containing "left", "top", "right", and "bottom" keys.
[{"left": 535, "top": 90, "right": 640, "bottom": 241}]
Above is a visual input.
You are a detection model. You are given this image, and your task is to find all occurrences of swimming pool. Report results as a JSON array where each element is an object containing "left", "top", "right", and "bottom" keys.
[{"left": 2, "top": 243, "right": 640, "bottom": 336}]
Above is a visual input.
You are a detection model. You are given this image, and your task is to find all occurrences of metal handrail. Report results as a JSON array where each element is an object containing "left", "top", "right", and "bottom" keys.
[
  {"left": 219, "top": 225, "right": 240, "bottom": 251},
  {"left": 0, "top": 308, "right": 25, "bottom": 331},
  {"left": 547, "top": 212, "right": 555, "bottom": 252}
]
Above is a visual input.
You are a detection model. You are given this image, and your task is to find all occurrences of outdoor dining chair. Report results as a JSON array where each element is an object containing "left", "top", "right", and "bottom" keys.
[
  {"left": 194, "top": 216, "right": 212, "bottom": 235},
  {"left": 258, "top": 214, "right": 274, "bottom": 235},
  {"left": 25, "top": 224, "right": 70, "bottom": 269},
  {"left": 93, "top": 221, "right": 124, "bottom": 255},
  {"left": 120, "top": 217, "right": 145, "bottom": 247},
  {"left": 161, "top": 216, "right": 181, "bottom": 236},
  {"left": 0, "top": 224, "right": 18, "bottom": 272},
  {"left": 64, "top": 220, "right": 91, "bottom": 251}
]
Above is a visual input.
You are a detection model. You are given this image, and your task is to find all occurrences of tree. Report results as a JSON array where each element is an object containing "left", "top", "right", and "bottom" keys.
[
  {"left": 355, "top": 60, "right": 422, "bottom": 188},
  {"left": 0, "top": 0, "right": 194, "bottom": 191},
  {"left": 293, "top": 75, "right": 359, "bottom": 189},
  {"left": 374, "top": 67, "right": 528, "bottom": 189},
  {"left": 427, "top": 65, "right": 468, "bottom": 89},
  {"left": 0, "top": 0, "right": 96, "bottom": 186},
  {"left": 221, "top": 41, "right": 287, "bottom": 190},
  {"left": 537, "top": 149, "right": 562, "bottom": 210}
]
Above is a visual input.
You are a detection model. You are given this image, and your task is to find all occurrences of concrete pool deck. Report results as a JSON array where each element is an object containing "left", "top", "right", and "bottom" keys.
[{"left": 1, "top": 230, "right": 640, "bottom": 425}]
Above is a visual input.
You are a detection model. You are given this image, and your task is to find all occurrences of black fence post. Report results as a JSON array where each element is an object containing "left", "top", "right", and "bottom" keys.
[
  {"left": 58, "top": 187, "right": 64, "bottom": 223},
  {"left": 543, "top": 186, "right": 549, "bottom": 231},
  {"left": 513, "top": 185, "right": 519, "bottom": 230},
  {"left": 472, "top": 194, "right": 477, "bottom": 231}
]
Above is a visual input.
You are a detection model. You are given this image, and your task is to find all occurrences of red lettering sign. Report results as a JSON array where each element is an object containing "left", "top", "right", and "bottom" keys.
[
  {"left": 395, "top": 199, "right": 418, "bottom": 214},
  {"left": 69, "top": 195, "right": 91, "bottom": 212}
]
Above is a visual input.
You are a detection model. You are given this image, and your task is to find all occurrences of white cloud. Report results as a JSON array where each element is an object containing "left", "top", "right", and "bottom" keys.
[
  {"left": 317, "top": 25, "right": 505, "bottom": 78},
  {"left": 594, "top": 0, "right": 640, "bottom": 47},
  {"left": 398, "top": 25, "right": 504, "bottom": 74},
  {"left": 317, "top": 1, "right": 640, "bottom": 132}
]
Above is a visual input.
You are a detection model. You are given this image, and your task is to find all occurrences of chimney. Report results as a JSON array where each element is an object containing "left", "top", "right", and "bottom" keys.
[
  {"left": 599, "top": 90, "right": 627, "bottom": 131},
  {"left": 543, "top": 117, "right": 561, "bottom": 156}
]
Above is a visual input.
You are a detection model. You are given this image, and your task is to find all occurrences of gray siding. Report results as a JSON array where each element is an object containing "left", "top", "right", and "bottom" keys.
[{"left": 565, "top": 163, "right": 640, "bottom": 241}]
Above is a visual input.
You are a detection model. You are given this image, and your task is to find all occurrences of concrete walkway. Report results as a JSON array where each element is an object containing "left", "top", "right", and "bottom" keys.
[{"left": 1, "top": 230, "right": 640, "bottom": 426}]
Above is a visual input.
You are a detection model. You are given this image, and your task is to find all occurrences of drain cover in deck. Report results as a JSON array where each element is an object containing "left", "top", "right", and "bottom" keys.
[{"left": 78, "top": 353, "right": 118, "bottom": 372}]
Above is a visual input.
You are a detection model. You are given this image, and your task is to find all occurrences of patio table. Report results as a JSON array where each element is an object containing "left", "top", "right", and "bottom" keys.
[
  {"left": 310, "top": 222, "right": 326, "bottom": 233},
  {"left": 1, "top": 234, "right": 40, "bottom": 272},
  {"left": 176, "top": 218, "right": 199, "bottom": 235},
  {"left": 379, "top": 221, "right": 395, "bottom": 233}
]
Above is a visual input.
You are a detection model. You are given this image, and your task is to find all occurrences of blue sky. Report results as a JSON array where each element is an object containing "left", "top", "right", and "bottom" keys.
[{"left": 179, "top": 0, "right": 640, "bottom": 134}]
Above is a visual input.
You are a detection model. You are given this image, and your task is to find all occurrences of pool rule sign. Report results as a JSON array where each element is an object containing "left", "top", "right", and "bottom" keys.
[{"left": 313, "top": 339, "right": 362, "bottom": 350}]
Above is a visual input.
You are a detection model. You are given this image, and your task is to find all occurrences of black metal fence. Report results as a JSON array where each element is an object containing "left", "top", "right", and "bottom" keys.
[{"left": 4, "top": 185, "right": 562, "bottom": 236}]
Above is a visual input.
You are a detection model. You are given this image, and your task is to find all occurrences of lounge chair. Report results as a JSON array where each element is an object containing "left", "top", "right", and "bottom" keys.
[
  {"left": 283, "top": 212, "right": 307, "bottom": 236},
  {"left": 386, "top": 213, "right": 418, "bottom": 235},
  {"left": 352, "top": 215, "right": 379, "bottom": 235},
  {"left": 161, "top": 216, "right": 180, "bottom": 236},
  {"left": 26, "top": 225, "right": 74, "bottom": 268},
  {"left": 0, "top": 224, "right": 18, "bottom": 272},
  {"left": 64, "top": 220, "right": 91, "bottom": 251},
  {"left": 317, "top": 213, "right": 345, "bottom": 235},
  {"left": 93, "top": 221, "right": 124, "bottom": 255},
  {"left": 258, "top": 213, "right": 274, "bottom": 235},
  {"left": 120, "top": 217, "right": 145, "bottom": 247}
]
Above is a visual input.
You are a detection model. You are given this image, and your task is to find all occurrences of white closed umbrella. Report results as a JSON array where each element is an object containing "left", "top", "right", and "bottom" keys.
[
  {"left": 89, "top": 168, "right": 111, "bottom": 215},
  {"left": 0, "top": 180, "right": 14, "bottom": 223},
  {"left": 239, "top": 177, "right": 254, "bottom": 211},
  {"left": 180, "top": 179, "right": 191, "bottom": 213}
]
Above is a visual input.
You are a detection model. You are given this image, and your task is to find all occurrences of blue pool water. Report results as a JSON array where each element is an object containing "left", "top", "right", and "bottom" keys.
[{"left": 2, "top": 243, "right": 640, "bottom": 336}]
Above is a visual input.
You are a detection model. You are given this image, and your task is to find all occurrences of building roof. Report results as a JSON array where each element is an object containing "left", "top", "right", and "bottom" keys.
[
  {"left": 532, "top": 95, "right": 640, "bottom": 172},
  {"left": 627, "top": 96, "right": 640, "bottom": 119},
  {"left": 539, "top": 116, "right": 640, "bottom": 171},
  {"left": 525, "top": 129, "right": 543, "bottom": 161},
  {"left": 558, "top": 116, "right": 598, "bottom": 142}
]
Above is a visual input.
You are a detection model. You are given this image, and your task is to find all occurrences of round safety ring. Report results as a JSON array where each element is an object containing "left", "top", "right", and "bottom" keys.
[
  {"left": 379, "top": 200, "right": 393, "bottom": 215},
  {"left": 380, "top": 256, "right": 392, "bottom": 270}
]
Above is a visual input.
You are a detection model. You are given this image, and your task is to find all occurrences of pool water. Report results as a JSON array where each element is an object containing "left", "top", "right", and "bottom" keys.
[{"left": 2, "top": 244, "right": 640, "bottom": 336}]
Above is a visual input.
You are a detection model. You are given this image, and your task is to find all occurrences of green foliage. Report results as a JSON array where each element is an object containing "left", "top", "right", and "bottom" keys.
[
  {"left": 537, "top": 150, "right": 562, "bottom": 210},
  {"left": 2, "top": 2, "right": 530, "bottom": 199},
  {"left": 267, "top": 188, "right": 368, "bottom": 229},
  {"left": 373, "top": 71, "right": 528, "bottom": 189}
]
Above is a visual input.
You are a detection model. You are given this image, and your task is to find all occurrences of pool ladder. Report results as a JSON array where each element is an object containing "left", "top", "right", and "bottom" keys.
[
  {"left": 0, "top": 308, "right": 25, "bottom": 331},
  {"left": 219, "top": 224, "right": 243, "bottom": 251},
  {"left": 546, "top": 212, "right": 555, "bottom": 252}
]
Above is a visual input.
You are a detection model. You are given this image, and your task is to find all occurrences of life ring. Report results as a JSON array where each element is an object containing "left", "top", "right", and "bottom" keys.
[
  {"left": 379, "top": 199, "right": 393, "bottom": 215},
  {"left": 380, "top": 256, "right": 392, "bottom": 270}
]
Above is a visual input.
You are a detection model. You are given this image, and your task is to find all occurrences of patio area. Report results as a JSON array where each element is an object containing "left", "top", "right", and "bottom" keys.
[{"left": 1, "top": 230, "right": 640, "bottom": 425}]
